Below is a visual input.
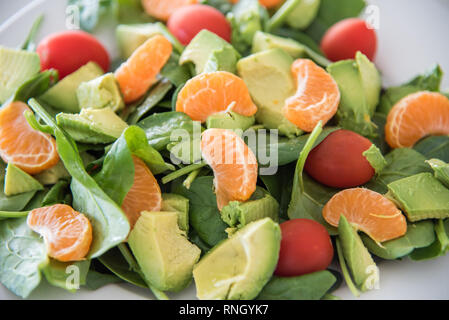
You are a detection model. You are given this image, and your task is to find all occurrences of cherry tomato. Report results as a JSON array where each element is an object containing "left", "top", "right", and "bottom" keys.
[
  {"left": 37, "top": 31, "right": 110, "bottom": 79},
  {"left": 320, "top": 18, "right": 377, "bottom": 61},
  {"left": 275, "top": 219, "right": 334, "bottom": 277},
  {"left": 167, "top": 4, "right": 231, "bottom": 45},
  {"left": 304, "top": 129, "right": 375, "bottom": 188}
]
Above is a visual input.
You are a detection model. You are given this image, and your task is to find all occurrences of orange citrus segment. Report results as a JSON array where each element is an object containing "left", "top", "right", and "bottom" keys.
[
  {"left": 142, "top": 0, "right": 198, "bottom": 21},
  {"left": 385, "top": 91, "right": 449, "bottom": 148},
  {"left": 115, "top": 34, "right": 172, "bottom": 104},
  {"left": 0, "top": 101, "right": 59, "bottom": 174},
  {"left": 121, "top": 155, "right": 162, "bottom": 229},
  {"left": 201, "top": 128, "right": 258, "bottom": 210},
  {"left": 284, "top": 59, "right": 340, "bottom": 132},
  {"left": 27, "top": 204, "right": 92, "bottom": 262},
  {"left": 176, "top": 71, "right": 257, "bottom": 122},
  {"left": 322, "top": 188, "right": 407, "bottom": 242}
]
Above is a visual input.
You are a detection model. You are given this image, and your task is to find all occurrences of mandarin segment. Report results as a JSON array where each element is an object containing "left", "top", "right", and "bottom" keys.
[
  {"left": 121, "top": 156, "right": 162, "bottom": 229},
  {"left": 322, "top": 188, "right": 407, "bottom": 242},
  {"left": 176, "top": 71, "right": 258, "bottom": 122},
  {"left": 284, "top": 59, "right": 340, "bottom": 132},
  {"left": 115, "top": 35, "right": 172, "bottom": 104},
  {"left": 201, "top": 128, "right": 258, "bottom": 210},
  {"left": 0, "top": 101, "right": 59, "bottom": 174},
  {"left": 27, "top": 204, "right": 92, "bottom": 262},
  {"left": 142, "top": 0, "right": 198, "bottom": 21},
  {"left": 385, "top": 91, "right": 449, "bottom": 148}
]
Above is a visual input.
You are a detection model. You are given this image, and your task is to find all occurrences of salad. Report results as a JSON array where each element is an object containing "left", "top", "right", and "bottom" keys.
[{"left": 0, "top": 0, "right": 449, "bottom": 300}]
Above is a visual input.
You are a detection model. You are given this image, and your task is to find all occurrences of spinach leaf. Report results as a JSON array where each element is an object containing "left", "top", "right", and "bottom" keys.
[
  {"left": 257, "top": 270, "right": 336, "bottom": 300},
  {"left": 361, "top": 221, "right": 436, "bottom": 260},
  {"left": 200, "top": 0, "right": 233, "bottom": 14},
  {"left": 114, "top": 0, "right": 154, "bottom": 24},
  {"left": 0, "top": 217, "right": 48, "bottom": 298},
  {"left": 287, "top": 122, "right": 338, "bottom": 235},
  {"left": 305, "top": 0, "right": 366, "bottom": 42},
  {"left": 414, "top": 136, "right": 449, "bottom": 162},
  {"left": 172, "top": 176, "right": 228, "bottom": 246},
  {"left": 29, "top": 99, "right": 130, "bottom": 258},
  {"left": 370, "top": 112, "right": 390, "bottom": 154},
  {"left": 67, "top": 0, "right": 112, "bottom": 32},
  {"left": 21, "top": 15, "right": 44, "bottom": 52},
  {"left": 161, "top": 53, "right": 192, "bottom": 87},
  {"left": 85, "top": 269, "right": 122, "bottom": 290},
  {"left": 42, "top": 259, "right": 90, "bottom": 292},
  {"left": 41, "top": 180, "right": 72, "bottom": 206},
  {"left": 137, "top": 112, "right": 195, "bottom": 151},
  {"left": 409, "top": 219, "right": 449, "bottom": 261},
  {"left": 364, "top": 148, "right": 432, "bottom": 193},
  {"left": 378, "top": 64, "right": 443, "bottom": 115}
]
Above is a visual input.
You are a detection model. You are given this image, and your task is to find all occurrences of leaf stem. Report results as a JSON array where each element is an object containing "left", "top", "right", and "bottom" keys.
[
  {"left": 435, "top": 219, "right": 449, "bottom": 253},
  {"left": 267, "top": 0, "right": 302, "bottom": 32},
  {"left": 183, "top": 168, "right": 201, "bottom": 189},
  {"left": 336, "top": 238, "right": 360, "bottom": 298},
  {"left": 21, "top": 15, "right": 44, "bottom": 51},
  {"left": 162, "top": 162, "right": 207, "bottom": 184}
]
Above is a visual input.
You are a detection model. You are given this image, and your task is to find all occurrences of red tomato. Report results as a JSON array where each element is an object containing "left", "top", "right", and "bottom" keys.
[
  {"left": 37, "top": 31, "right": 110, "bottom": 79},
  {"left": 305, "top": 129, "right": 375, "bottom": 188},
  {"left": 167, "top": 4, "right": 231, "bottom": 45},
  {"left": 275, "top": 219, "right": 334, "bottom": 277},
  {"left": 320, "top": 18, "right": 377, "bottom": 61}
]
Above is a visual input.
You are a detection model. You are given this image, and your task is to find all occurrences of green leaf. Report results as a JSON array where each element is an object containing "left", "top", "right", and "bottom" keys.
[
  {"left": 370, "top": 112, "right": 390, "bottom": 154},
  {"left": 228, "top": 0, "right": 263, "bottom": 53},
  {"left": 267, "top": 0, "right": 303, "bottom": 32},
  {"left": 414, "top": 136, "right": 449, "bottom": 162},
  {"left": 172, "top": 176, "right": 228, "bottom": 246},
  {"left": 257, "top": 270, "right": 336, "bottom": 300},
  {"left": 114, "top": 0, "right": 155, "bottom": 24},
  {"left": 42, "top": 259, "right": 90, "bottom": 292},
  {"left": 21, "top": 15, "right": 44, "bottom": 52},
  {"left": 426, "top": 159, "right": 449, "bottom": 188},
  {"left": 84, "top": 269, "right": 122, "bottom": 290},
  {"left": 67, "top": 0, "right": 112, "bottom": 32},
  {"left": 28, "top": 99, "right": 130, "bottom": 259},
  {"left": 287, "top": 122, "right": 338, "bottom": 234},
  {"left": 41, "top": 180, "right": 72, "bottom": 206},
  {"left": 409, "top": 219, "right": 449, "bottom": 261},
  {"left": 137, "top": 112, "right": 195, "bottom": 151},
  {"left": 0, "top": 217, "right": 48, "bottom": 298},
  {"left": 161, "top": 53, "right": 192, "bottom": 87}
]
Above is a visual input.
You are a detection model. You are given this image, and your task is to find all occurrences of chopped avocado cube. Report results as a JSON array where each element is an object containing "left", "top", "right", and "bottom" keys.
[
  {"left": 426, "top": 159, "right": 449, "bottom": 188},
  {"left": 116, "top": 22, "right": 183, "bottom": 59},
  {"left": 327, "top": 52, "right": 381, "bottom": 137},
  {"left": 338, "top": 215, "right": 379, "bottom": 292},
  {"left": 361, "top": 220, "right": 435, "bottom": 260},
  {"left": 206, "top": 111, "right": 255, "bottom": 130},
  {"left": 56, "top": 107, "right": 128, "bottom": 144},
  {"left": 4, "top": 164, "right": 44, "bottom": 196},
  {"left": 387, "top": 172, "right": 449, "bottom": 222},
  {"left": 77, "top": 73, "right": 124, "bottom": 112},
  {"left": 39, "top": 62, "right": 104, "bottom": 113},
  {"left": 128, "top": 211, "right": 201, "bottom": 292},
  {"left": 161, "top": 193, "right": 189, "bottom": 232},
  {"left": 252, "top": 31, "right": 307, "bottom": 58},
  {"left": 237, "top": 49, "right": 302, "bottom": 137},
  {"left": 193, "top": 218, "right": 281, "bottom": 300},
  {"left": 180, "top": 30, "right": 241, "bottom": 75},
  {"left": 362, "top": 144, "right": 387, "bottom": 174},
  {"left": 286, "top": 0, "right": 321, "bottom": 30},
  {"left": 220, "top": 187, "right": 279, "bottom": 228},
  {"left": 34, "top": 161, "right": 70, "bottom": 185},
  {"left": 0, "top": 46, "right": 40, "bottom": 104},
  {"left": 228, "top": 0, "right": 263, "bottom": 53}
]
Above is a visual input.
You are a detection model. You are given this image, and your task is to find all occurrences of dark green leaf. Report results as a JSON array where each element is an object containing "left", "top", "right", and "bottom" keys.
[
  {"left": 410, "top": 219, "right": 449, "bottom": 261},
  {"left": 85, "top": 270, "right": 122, "bottom": 290},
  {"left": 414, "top": 136, "right": 449, "bottom": 162},
  {"left": 42, "top": 180, "right": 71, "bottom": 206}
]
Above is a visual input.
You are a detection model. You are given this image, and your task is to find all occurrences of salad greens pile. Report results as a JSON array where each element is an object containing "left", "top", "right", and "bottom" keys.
[{"left": 0, "top": 0, "right": 448, "bottom": 300}]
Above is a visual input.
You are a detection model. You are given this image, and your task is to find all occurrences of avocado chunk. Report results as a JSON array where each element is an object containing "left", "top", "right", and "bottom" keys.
[
  {"left": 40, "top": 62, "right": 104, "bottom": 113},
  {"left": 161, "top": 193, "right": 189, "bottom": 232},
  {"left": 180, "top": 30, "right": 241, "bottom": 75},
  {"left": 361, "top": 220, "right": 435, "bottom": 260},
  {"left": 237, "top": 49, "right": 302, "bottom": 137},
  {"left": 116, "top": 22, "right": 183, "bottom": 59},
  {"left": 286, "top": 0, "right": 321, "bottom": 29},
  {"left": 387, "top": 172, "right": 449, "bottom": 222},
  {"left": 193, "top": 218, "right": 281, "bottom": 300},
  {"left": 76, "top": 73, "right": 124, "bottom": 112},
  {"left": 327, "top": 52, "right": 381, "bottom": 137},
  {"left": 220, "top": 187, "right": 279, "bottom": 228},
  {"left": 0, "top": 46, "right": 40, "bottom": 104},
  {"left": 4, "top": 163, "right": 44, "bottom": 196},
  {"left": 56, "top": 107, "right": 128, "bottom": 144},
  {"left": 362, "top": 144, "right": 387, "bottom": 174},
  {"left": 128, "top": 211, "right": 201, "bottom": 292},
  {"left": 206, "top": 111, "right": 255, "bottom": 130},
  {"left": 426, "top": 159, "right": 449, "bottom": 188},
  {"left": 338, "top": 215, "right": 379, "bottom": 292},
  {"left": 252, "top": 31, "right": 307, "bottom": 58}
]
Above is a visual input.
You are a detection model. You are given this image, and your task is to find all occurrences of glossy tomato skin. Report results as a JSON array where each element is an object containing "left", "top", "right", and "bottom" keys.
[
  {"left": 320, "top": 18, "right": 377, "bottom": 61},
  {"left": 37, "top": 31, "right": 110, "bottom": 79},
  {"left": 275, "top": 219, "right": 334, "bottom": 277},
  {"left": 305, "top": 129, "right": 375, "bottom": 188},
  {"left": 167, "top": 4, "right": 231, "bottom": 45}
]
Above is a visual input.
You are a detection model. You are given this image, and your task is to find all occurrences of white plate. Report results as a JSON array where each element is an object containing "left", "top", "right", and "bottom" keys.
[{"left": 1, "top": 0, "right": 449, "bottom": 300}]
